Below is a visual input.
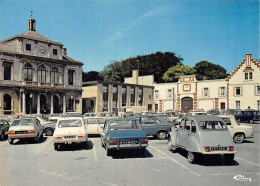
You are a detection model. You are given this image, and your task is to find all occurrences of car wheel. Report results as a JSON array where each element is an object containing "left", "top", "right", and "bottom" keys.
[
  {"left": 45, "top": 128, "right": 54, "bottom": 136},
  {"left": 34, "top": 134, "right": 40, "bottom": 143},
  {"left": 106, "top": 147, "right": 111, "bottom": 156},
  {"left": 233, "top": 133, "right": 245, "bottom": 143},
  {"left": 224, "top": 154, "right": 234, "bottom": 165},
  {"left": 81, "top": 142, "right": 87, "bottom": 149},
  {"left": 157, "top": 131, "right": 167, "bottom": 140},
  {"left": 168, "top": 137, "right": 173, "bottom": 151},
  {"left": 8, "top": 138, "right": 13, "bottom": 145},
  {"left": 54, "top": 144, "right": 59, "bottom": 151},
  {"left": 0, "top": 132, "right": 4, "bottom": 140},
  {"left": 187, "top": 151, "right": 196, "bottom": 164},
  {"left": 101, "top": 140, "right": 105, "bottom": 148}
]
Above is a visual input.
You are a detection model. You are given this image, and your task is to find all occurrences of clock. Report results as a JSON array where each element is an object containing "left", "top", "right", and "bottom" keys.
[{"left": 40, "top": 46, "right": 46, "bottom": 53}]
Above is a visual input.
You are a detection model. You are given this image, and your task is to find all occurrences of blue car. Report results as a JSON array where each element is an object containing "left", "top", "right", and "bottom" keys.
[
  {"left": 100, "top": 118, "right": 149, "bottom": 156},
  {"left": 134, "top": 115, "right": 171, "bottom": 139}
]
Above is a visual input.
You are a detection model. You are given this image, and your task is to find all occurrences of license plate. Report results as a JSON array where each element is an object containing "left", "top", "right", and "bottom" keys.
[
  {"left": 211, "top": 147, "right": 227, "bottom": 151},
  {"left": 15, "top": 131, "right": 27, "bottom": 134},
  {"left": 64, "top": 136, "right": 76, "bottom": 139},
  {"left": 120, "top": 140, "right": 135, "bottom": 144}
]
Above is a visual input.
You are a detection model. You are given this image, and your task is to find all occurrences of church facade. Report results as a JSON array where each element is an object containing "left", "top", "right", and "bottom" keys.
[{"left": 0, "top": 17, "right": 83, "bottom": 115}]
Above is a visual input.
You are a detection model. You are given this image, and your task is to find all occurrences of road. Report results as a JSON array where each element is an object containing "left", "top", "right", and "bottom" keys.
[{"left": 0, "top": 122, "right": 259, "bottom": 186}]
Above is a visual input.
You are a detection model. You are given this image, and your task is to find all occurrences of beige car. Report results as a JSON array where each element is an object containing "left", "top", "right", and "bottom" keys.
[
  {"left": 218, "top": 115, "right": 254, "bottom": 143},
  {"left": 53, "top": 117, "right": 87, "bottom": 150}
]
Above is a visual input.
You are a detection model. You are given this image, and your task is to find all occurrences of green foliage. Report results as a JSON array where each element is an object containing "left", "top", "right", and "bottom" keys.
[
  {"left": 194, "top": 61, "right": 228, "bottom": 80},
  {"left": 82, "top": 71, "right": 102, "bottom": 82},
  {"left": 162, "top": 64, "right": 196, "bottom": 82},
  {"left": 99, "top": 52, "right": 183, "bottom": 83}
]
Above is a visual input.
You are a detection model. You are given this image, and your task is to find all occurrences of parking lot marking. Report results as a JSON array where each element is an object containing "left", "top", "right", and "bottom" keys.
[
  {"left": 36, "top": 138, "right": 52, "bottom": 154},
  {"left": 91, "top": 139, "right": 98, "bottom": 162},
  {"left": 236, "top": 157, "right": 259, "bottom": 167},
  {"left": 149, "top": 145, "right": 200, "bottom": 176}
]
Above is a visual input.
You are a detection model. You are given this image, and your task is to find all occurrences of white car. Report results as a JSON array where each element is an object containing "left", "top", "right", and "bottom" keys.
[
  {"left": 218, "top": 115, "right": 254, "bottom": 143},
  {"left": 53, "top": 117, "right": 88, "bottom": 150},
  {"left": 8, "top": 118, "right": 44, "bottom": 144},
  {"left": 84, "top": 117, "right": 106, "bottom": 135}
]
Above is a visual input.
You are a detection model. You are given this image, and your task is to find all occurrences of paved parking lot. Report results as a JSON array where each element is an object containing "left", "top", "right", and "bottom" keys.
[{"left": 0, "top": 122, "right": 259, "bottom": 186}]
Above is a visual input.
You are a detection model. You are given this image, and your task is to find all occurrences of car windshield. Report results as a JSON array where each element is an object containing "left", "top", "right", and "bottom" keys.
[
  {"left": 109, "top": 120, "right": 141, "bottom": 130},
  {"left": 58, "top": 120, "right": 82, "bottom": 127},
  {"left": 199, "top": 121, "right": 227, "bottom": 130},
  {"left": 12, "top": 119, "right": 33, "bottom": 126}
]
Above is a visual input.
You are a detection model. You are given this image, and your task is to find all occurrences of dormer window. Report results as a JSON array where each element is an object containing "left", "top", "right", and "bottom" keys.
[
  {"left": 53, "top": 49, "right": 57, "bottom": 55},
  {"left": 245, "top": 72, "right": 253, "bottom": 80},
  {"left": 26, "top": 44, "right": 31, "bottom": 51}
]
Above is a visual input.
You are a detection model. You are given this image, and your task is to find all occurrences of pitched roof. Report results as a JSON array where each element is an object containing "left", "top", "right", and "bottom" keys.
[{"left": 0, "top": 30, "right": 63, "bottom": 46}]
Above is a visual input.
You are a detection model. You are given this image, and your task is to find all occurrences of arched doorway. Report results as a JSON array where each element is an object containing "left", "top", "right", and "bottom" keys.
[
  {"left": 67, "top": 96, "right": 74, "bottom": 112},
  {"left": 181, "top": 97, "right": 193, "bottom": 113},
  {"left": 53, "top": 95, "right": 60, "bottom": 113},
  {"left": 25, "top": 93, "right": 33, "bottom": 114},
  {"left": 40, "top": 94, "right": 47, "bottom": 114},
  {"left": 3, "top": 94, "right": 12, "bottom": 114}
]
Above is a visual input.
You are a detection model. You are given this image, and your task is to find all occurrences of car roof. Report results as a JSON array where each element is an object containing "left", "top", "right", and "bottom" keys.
[
  {"left": 107, "top": 118, "right": 138, "bottom": 121},
  {"left": 185, "top": 115, "right": 223, "bottom": 122}
]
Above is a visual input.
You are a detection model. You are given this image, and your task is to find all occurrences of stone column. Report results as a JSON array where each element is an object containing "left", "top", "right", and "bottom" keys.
[
  {"left": 37, "top": 94, "right": 40, "bottom": 114},
  {"left": 63, "top": 95, "right": 66, "bottom": 114},
  {"left": 50, "top": 94, "right": 53, "bottom": 114},
  {"left": 22, "top": 92, "right": 26, "bottom": 114}
]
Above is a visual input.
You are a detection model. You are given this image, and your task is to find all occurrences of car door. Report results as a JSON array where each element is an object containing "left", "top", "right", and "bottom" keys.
[
  {"left": 85, "top": 118, "right": 98, "bottom": 134},
  {"left": 35, "top": 119, "right": 43, "bottom": 136},
  {"left": 177, "top": 118, "right": 190, "bottom": 148},
  {"left": 222, "top": 118, "right": 234, "bottom": 137},
  {"left": 100, "top": 122, "right": 108, "bottom": 146},
  {"left": 97, "top": 118, "right": 106, "bottom": 134},
  {"left": 139, "top": 116, "right": 158, "bottom": 136}
]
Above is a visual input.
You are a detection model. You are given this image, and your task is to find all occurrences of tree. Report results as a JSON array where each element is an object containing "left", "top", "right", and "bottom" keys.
[
  {"left": 194, "top": 61, "right": 228, "bottom": 80},
  {"left": 82, "top": 71, "right": 102, "bottom": 82},
  {"left": 162, "top": 64, "right": 196, "bottom": 82},
  {"left": 99, "top": 51, "right": 183, "bottom": 83}
]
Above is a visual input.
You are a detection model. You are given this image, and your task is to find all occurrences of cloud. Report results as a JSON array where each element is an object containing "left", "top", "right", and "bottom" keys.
[{"left": 104, "top": 5, "right": 168, "bottom": 44}]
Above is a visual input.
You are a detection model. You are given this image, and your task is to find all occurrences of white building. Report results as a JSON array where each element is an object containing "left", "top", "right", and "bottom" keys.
[{"left": 154, "top": 53, "right": 260, "bottom": 112}]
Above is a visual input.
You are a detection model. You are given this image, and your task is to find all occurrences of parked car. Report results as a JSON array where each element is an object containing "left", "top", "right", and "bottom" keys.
[
  {"left": 25, "top": 115, "right": 52, "bottom": 126},
  {"left": 96, "top": 112, "right": 118, "bottom": 119},
  {"left": 49, "top": 114, "right": 62, "bottom": 121},
  {"left": 43, "top": 121, "right": 57, "bottom": 136},
  {"left": 206, "top": 109, "right": 221, "bottom": 115},
  {"left": 219, "top": 115, "right": 254, "bottom": 143},
  {"left": 158, "top": 111, "right": 182, "bottom": 121},
  {"left": 83, "top": 112, "right": 97, "bottom": 118},
  {"left": 235, "top": 110, "right": 260, "bottom": 123},
  {"left": 167, "top": 115, "right": 237, "bottom": 164},
  {"left": 8, "top": 118, "right": 44, "bottom": 144},
  {"left": 134, "top": 115, "right": 171, "bottom": 139},
  {"left": 53, "top": 118, "right": 87, "bottom": 150},
  {"left": 84, "top": 117, "right": 106, "bottom": 135},
  {"left": 0, "top": 119, "right": 10, "bottom": 140},
  {"left": 100, "top": 118, "right": 148, "bottom": 156},
  {"left": 186, "top": 111, "right": 207, "bottom": 116},
  {"left": 63, "top": 112, "right": 83, "bottom": 118}
]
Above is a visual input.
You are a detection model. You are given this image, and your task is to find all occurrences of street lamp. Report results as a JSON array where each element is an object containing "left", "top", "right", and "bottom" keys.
[{"left": 29, "top": 93, "right": 33, "bottom": 114}]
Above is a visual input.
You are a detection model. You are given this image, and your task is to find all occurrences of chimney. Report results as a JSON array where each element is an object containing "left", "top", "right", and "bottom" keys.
[
  {"left": 132, "top": 70, "right": 139, "bottom": 84},
  {"left": 28, "top": 17, "right": 36, "bottom": 31},
  {"left": 246, "top": 53, "right": 251, "bottom": 67},
  {"left": 62, "top": 48, "right": 67, "bottom": 55}
]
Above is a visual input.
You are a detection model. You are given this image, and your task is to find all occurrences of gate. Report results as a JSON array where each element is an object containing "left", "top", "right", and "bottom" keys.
[{"left": 181, "top": 97, "right": 193, "bottom": 113}]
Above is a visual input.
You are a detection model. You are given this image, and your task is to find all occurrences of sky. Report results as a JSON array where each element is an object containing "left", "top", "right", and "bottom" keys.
[{"left": 0, "top": 0, "right": 259, "bottom": 73}]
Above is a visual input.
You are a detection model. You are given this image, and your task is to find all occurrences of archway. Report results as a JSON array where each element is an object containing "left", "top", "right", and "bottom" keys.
[
  {"left": 3, "top": 94, "right": 12, "bottom": 114},
  {"left": 181, "top": 97, "right": 193, "bottom": 113},
  {"left": 53, "top": 95, "right": 60, "bottom": 113},
  {"left": 40, "top": 94, "right": 47, "bottom": 114}
]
